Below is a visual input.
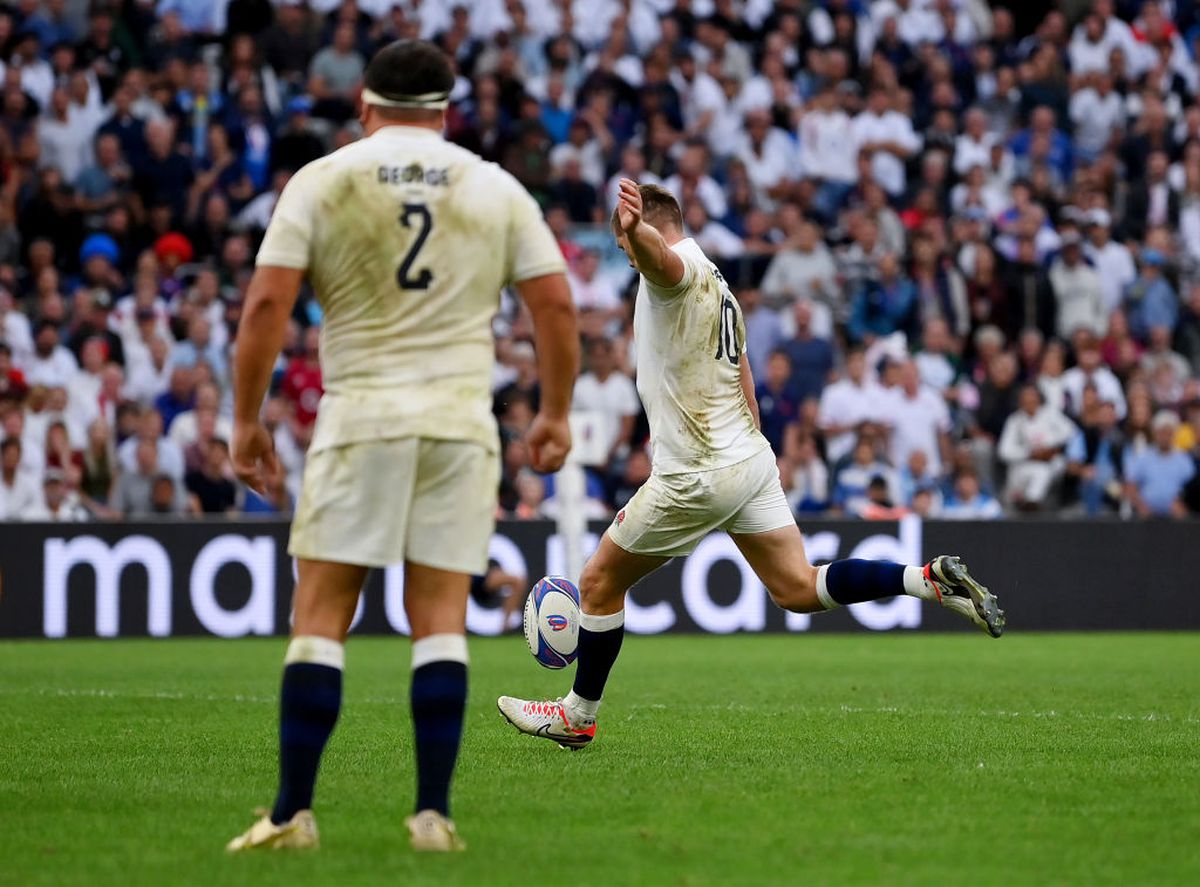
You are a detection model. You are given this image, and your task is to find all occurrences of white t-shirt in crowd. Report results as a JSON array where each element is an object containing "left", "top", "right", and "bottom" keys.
[
  {"left": 883, "top": 386, "right": 952, "bottom": 475},
  {"left": 572, "top": 370, "right": 641, "bottom": 456},
  {"left": 817, "top": 377, "right": 889, "bottom": 465}
]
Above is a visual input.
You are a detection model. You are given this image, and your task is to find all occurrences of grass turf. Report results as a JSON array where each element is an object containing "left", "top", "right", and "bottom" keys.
[{"left": 0, "top": 634, "right": 1197, "bottom": 887}]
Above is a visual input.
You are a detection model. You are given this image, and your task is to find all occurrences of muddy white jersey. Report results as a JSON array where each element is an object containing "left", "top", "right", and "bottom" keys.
[
  {"left": 256, "top": 125, "right": 566, "bottom": 455},
  {"left": 633, "top": 237, "right": 770, "bottom": 475}
]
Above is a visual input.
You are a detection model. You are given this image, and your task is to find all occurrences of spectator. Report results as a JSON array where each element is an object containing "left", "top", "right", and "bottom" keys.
[
  {"left": 755, "top": 351, "right": 799, "bottom": 456},
  {"left": 1125, "top": 411, "right": 1196, "bottom": 518},
  {"left": 0, "top": 437, "right": 40, "bottom": 519},
  {"left": 683, "top": 202, "right": 743, "bottom": 260},
  {"left": 0, "top": 343, "right": 29, "bottom": 405},
  {"left": 38, "top": 87, "right": 96, "bottom": 184},
  {"left": 308, "top": 22, "right": 364, "bottom": 121},
  {"left": 117, "top": 408, "right": 185, "bottom": 480},
  {"left": 185, "top": 438, "right": 238, "bottom": 514},
  {"left": 818, "top": 346, "right": 888, "bottom": 466},
  {"left": 281, "top": 327, "right": 323, "bottom": 430},
  {"left": 782, "top": 431, "right": 830, "bottom": 513},
  {"left": 760, "top": 219, "right": 838, "bottom": 335},
  {"left": 884, "top": 360, "right": 953, "bottom": 478},
  {"left": 997, "top": 383, "right": 1076, "bottom": 510},
  {"left": 832, "top": 436, "right": 901, "bottom": 518},
  {"left": 154, "top": 367, "right": 197, "bottom": 433},
  {"left": 798, "top": 83, "right": 858, "bottom": 219},
  {"left": 24, "top": 321, "right": 79, "bottom": 389},
  {"left": 848, "top": 253, "right": 916, "bottom": 344},
  {"left": 1066, "top": 400, "right": 1126, "bottom": 516},
  {"left": 1083, "top": 209, "right": 1137, "bottom": 315},
  {"left": 1000, "top": 236, "right": 1056, "bottom": 341},
  {"left": 738, "top": 288, "right": 782, "bottom": 381},
  {"left": 853, "top": 87, "right": 921, "bottom": 199},
  {"left": 778, "top": 300, "right": 834, "bottom": 405},
  {"left": 571, "top": 338, "right": 640, "bottom": 471},
  {"left": 170, "top": 382, "right": 232, "bottom": 450},
  {"left": 135, "top": 120, "right": 193, "bottom": 222},
  {"left": 1123, "top": 150, "right": 1179, "bottom": 242},
  {"left": 22, "top": 468, "right": 89, "bottom": 521},
  {"left": 1176, "top": 284, "right": 1200, "bottom": 374},
  {"left": 1049, "top": 232, "right": 1107, "bottom": 340},
  {"left": 1063, "top": 335, "right": 1128, "bottom": 419},
  {"left": 1123, "top": 250, "right": 1179, "bottom": 343},
  {"left": 111, "top": 438, "right": 164, "bottom": 517},
  {"left": 910, "top": 232, "right": 969, "bottom": 340},
  {"left": 567, "top": 250, "right": 622, "bottom": 335},
  {"left": 941, "top": 470, "right": 1004, "bottom": 519}
]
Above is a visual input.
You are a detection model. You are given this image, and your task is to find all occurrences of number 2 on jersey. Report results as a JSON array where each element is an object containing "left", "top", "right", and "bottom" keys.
[{"left": 396, "top": 203, "right": 433, "bottom": 290}]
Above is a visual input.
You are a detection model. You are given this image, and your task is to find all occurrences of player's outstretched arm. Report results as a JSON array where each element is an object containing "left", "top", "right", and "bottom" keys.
[
  {"left": 232, "top": 265, "right": 303, "bottom": 492},
  {"left": 616, "top": 178, "right": 684, "bottom": 290},
  {"left": 739, "top": 353, "right": 761, "bottom": 431},
  {"left": 516, "top": 272, "right": 580, "bottom": 473}
]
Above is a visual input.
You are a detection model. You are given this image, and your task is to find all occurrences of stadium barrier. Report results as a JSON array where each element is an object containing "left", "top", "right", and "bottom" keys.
[{"left": 0, "top": 516, "right": 1196, "bottom": 639}]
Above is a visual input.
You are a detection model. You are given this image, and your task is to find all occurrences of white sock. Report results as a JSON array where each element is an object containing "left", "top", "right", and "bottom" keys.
[
  {"left": 285, "top": 635, "right": 345, "bottom": 669},
  {"left": 563, "top": 690, "right": 599, "bottom": 726},
  {"left": 579, "top": 610, "right": 625, "bottom": 631},
  {"left": 903, "top": 566, "right": 937, "bottom": 601},
  {"left": 411, "top": 633, "right": 469, "bottom": 669},
  {"left": 814, "top": 564, "right": 838, "bottom": 610}
]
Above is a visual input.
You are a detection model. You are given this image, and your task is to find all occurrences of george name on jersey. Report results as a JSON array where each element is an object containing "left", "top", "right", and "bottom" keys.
[{"left": 377, "top": 164, "right": 450, "bottom": 187}]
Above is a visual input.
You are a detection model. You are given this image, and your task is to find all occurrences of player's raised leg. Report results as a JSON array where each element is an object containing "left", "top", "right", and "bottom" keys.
[
  {"left": 730, "top": 525, "right": 1005, "bottom": 637},
  {"left": 226, "top": 559, "right": 365, "bottom": 852},
  {"left": 402, "top": 561, "right": 471, "bottom": 852},
  {"left": 498, "top": 532, "right": 668, "bottom": 747}
]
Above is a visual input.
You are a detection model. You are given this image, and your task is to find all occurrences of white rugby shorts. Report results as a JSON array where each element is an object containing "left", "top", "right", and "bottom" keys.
[
  {"left": 608, "top": 445, "right": 794, "bottom": 557},
  {"left": 289, "top": 437, "right": 498, "bottom": 573}
]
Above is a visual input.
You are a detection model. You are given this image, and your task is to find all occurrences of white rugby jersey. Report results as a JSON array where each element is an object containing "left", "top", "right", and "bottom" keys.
[
  {"left": 256, "top": 125, "right": 566, "bottom": 455},
  {"left": 634, "top": 238, "right": 770, "bottom": 475}
]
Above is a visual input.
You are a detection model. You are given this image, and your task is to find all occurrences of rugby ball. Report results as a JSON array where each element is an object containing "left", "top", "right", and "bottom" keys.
[{"left": 524, "top": 576, "right": 581, "bottom": 669}]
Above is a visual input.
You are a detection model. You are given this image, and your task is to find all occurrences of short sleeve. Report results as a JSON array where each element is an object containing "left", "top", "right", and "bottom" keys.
[
  {"left": 504, "top": 176, "right": 568, "bottom": 284},
  {"left": 644, "top": 250, "right": 700, "bottom": 302},
  {"left": 256, "top": 166, "right": 318, "bottom": 270}
]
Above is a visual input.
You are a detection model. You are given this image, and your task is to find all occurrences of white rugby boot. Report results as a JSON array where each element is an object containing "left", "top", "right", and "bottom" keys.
[
  {"left": 496, "top": 696, "right": 596, "bottom": 750},
  {"left": 226, "top": 808, "right": 318, "bottom": 852},
  {"left": 405, "top": 809, "right": 466, "bottom": 852}
]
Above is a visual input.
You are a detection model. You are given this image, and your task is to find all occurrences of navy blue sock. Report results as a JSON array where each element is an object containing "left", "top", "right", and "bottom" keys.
[
  {"left": 824, "top": 559, "right": 909, "bottom": 605},
  {"left": 272, "top": 660, "right": 342, "bottom": 824},
  {"left": 411, "top": 659, "right": 467, "bottom": 816},
  {"left": 571, "top": 612, "right": 625, "bottom": 703}
]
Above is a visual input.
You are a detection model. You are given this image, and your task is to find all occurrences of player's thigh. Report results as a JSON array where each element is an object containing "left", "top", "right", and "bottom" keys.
[
  {"left": 723, "top": 452, "right": 818, "bottom": 610},
  {"left": 289, "top": 439, "right": 419, "bottom": 568},
  {"left": 406, "top": 439, "right": 499, "bottom": 576},
  {"left": 403, "top": 561, "right": 471, "bottom": 640},
  {"left": 728, "top": 524, "right": 820, "bottom": 613},
  {"left": 293, "top": 558, "right": 370, "bottom": 642},
  {"left": 579, "top": 531, "right": 671, "bottom": 615}
]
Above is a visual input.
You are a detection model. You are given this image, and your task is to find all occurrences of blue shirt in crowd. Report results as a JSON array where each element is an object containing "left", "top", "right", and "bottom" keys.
[{"left": 1126, "top": 448, "right": 1195, "bottom": 515}]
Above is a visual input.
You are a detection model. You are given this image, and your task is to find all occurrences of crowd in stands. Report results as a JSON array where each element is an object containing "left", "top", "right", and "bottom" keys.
[{"left": 2, "top": 0, "right": 1200, "bottom": 524}]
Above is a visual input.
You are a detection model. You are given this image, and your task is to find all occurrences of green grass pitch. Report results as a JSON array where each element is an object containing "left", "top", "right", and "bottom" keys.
[{"left": 1, "top": 633, "right": 1197, "bottom": 886}]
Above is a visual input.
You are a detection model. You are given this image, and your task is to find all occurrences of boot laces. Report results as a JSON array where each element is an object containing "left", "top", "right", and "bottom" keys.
[{"left": 523, "top": 699, "right": 564, "bottom": 718}]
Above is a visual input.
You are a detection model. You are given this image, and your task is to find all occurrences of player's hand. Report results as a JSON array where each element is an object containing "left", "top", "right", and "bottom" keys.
[
  {"left": 616, "top": 178, "right": 642, "bottom": 233},
  {"left": 231, "top": 420, "right": 281, "bottom": 495},
  {"left": 527, "top": 413, "right": 572, "bottom": 474}
]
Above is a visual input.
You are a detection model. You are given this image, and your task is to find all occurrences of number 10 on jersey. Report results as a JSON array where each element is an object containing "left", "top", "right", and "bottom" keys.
[{"left": 715, "top": 297, "right": 741, "bottom": 365}]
